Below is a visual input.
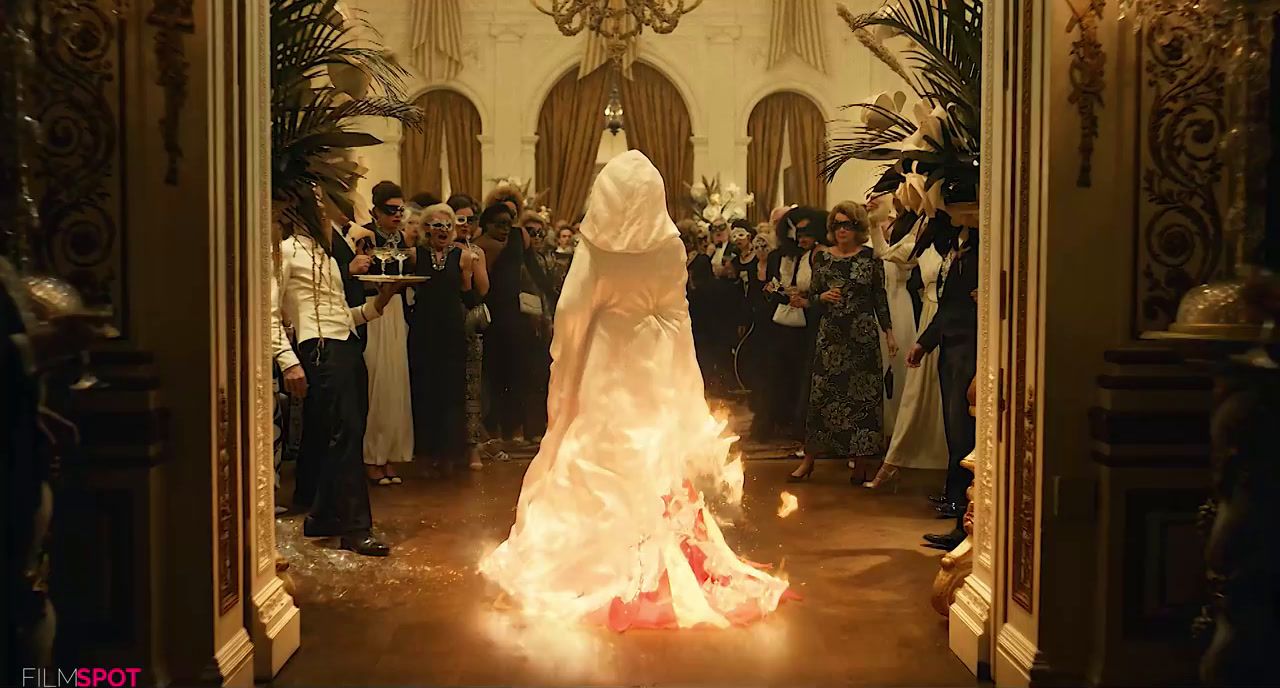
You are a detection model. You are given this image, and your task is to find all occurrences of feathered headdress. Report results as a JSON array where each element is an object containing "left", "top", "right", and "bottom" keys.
[{"left": 687, "top": 175, "right": 754, "bottom": 228}]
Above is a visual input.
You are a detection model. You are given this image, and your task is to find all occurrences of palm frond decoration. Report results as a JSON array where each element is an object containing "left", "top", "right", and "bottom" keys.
[
  {"left": 825, "top": 0, "right": 982, "bottom": 257},
  {"left": 271, "top": 0, "right": 423, "bottom": 242}
]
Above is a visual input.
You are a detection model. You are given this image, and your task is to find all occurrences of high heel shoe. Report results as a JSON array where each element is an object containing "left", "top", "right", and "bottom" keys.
[
  {"left": 862, "top": 464, "right": 901, "bottom": 492},
  {"left": 787, "top": 462, "right": 815, "bottom": 482}
]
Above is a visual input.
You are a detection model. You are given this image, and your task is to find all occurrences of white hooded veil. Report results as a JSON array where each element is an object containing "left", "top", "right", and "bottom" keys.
[{"left": 479, "top": 151, "right": 789, "bottom": 629}]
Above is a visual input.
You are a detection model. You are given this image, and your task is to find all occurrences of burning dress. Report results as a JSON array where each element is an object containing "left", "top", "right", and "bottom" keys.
[{"left": 479, "top": 151, "right": 792, "bottom": 631}]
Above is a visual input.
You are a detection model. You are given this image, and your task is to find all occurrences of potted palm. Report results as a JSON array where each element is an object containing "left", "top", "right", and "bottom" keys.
[
  {"left": 271, "top": 0, "right": 422, "bottom": 243},
  {"left": 822, "top": 0, "right": 982, "bottom": 257}
]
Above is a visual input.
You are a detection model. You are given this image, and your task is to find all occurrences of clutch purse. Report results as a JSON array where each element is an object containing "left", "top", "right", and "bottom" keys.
[
  {"left": 772, "top": 304, "right": 806, "bottom": 328},
  {"left": 519, "top": 292, "right": 543, "bottom": 317},
  {"left": 884, "top": 365, "right": 895, "bottom": 399}
]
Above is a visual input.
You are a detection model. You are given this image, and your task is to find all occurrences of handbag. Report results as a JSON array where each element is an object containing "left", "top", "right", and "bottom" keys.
[
  {"left": 772, "top": 304, "right": 806, "bottom": 327},
  {"left": 519, "top": 292, "right": 543, "bottom": 317},
  {"left": 884, "top": 365, "right": 895, "bottom": 399},
  {"left": 771, "top": 253, "right": 807, "bottom": 328}
]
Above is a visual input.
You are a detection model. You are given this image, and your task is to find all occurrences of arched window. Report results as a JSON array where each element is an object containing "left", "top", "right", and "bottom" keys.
[
  {"left": 746, "top": 91, "right": 827, "bottom": 222},
  {"left": 400, "top": 89, "right": 482, "bottom": 199},
  {"left": 535, "top": 62, "right": 692, "bottom": 221}
]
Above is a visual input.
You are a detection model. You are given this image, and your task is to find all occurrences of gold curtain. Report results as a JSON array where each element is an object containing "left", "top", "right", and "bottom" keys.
[
  {"left": 440, "top": 91, "right": 482, "bottom": 196},
  {"left": 409, "top": 0, "right": 464, "bottom": 81},
  {"left": 618, "top": 62, "right": 692, "bottom": 220},
  {"left": 400, "top": 95, "right": 443, "bottom": 198},
  {"left": 536, "top": 68, "right": 610, "bottom": 222},
  {"left": 746, "top": 94, "right": 789, "bottom": 224},
  {"left": 785, "top": 93, "right": 826, "bottom": 210},
  {"left": 747, "top": 91, "right": 827, "bottom": 222},
  {"left": 400, "top": 89, "right": 482, "bottom": 199},
  {"left": 767, "top": 0, "right": 828, "bottom": 73}
]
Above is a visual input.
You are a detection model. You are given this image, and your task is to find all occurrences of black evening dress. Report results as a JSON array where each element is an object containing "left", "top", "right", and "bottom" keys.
[
  {"left": 408, "top": 246, "right": 468, "bottom": 465},
  {"left": 804, "top": 247, "right": 893, "bottom": 458}
]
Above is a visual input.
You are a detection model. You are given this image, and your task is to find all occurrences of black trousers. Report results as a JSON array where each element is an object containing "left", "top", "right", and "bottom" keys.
[
  {"left": 484, "top": 317, "right": 531, "bottom": 441},
  {"left": 294, "top": 337, "right": 372, "bottom": 536},
  {"left": 938, "top": 339, "right": 977, "bottom": 505}
]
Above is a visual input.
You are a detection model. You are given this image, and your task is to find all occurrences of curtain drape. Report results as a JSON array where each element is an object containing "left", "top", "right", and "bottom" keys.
[
  {"left": 409, "top": 0, "right": 464, "bottom": 82},
  {"left": 618, "top": 62, "right": 693, "bottom": 220},
  {"left": 746, "top": 94, "right": 789, "bottom": 224},
  {"left": 747, "top": 91, "right": 827, "bottom": 222},
  {"left": 400, "top": 89, "right": 482, "bottom": 199},
  {"left": 536, "top": 68, "right": 610, "bottom": 222},
  {"left": 785, "top": 93, "right": 826, "bottom": 210},
  {"left": 767, "top": 0, "right": 828, "bottom": 74}
]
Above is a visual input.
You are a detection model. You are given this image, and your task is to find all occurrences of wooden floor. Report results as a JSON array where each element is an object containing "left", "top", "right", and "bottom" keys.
[{"left": 269, "top": 446, "right": 971, "bottom": 687}]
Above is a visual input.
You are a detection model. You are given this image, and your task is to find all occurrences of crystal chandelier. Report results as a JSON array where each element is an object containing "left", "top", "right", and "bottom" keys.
[{"left": 530, "top": 0, "right": 704, "bottom": 40}]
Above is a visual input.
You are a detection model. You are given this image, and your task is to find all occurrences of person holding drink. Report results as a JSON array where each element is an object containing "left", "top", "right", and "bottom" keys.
[{"left": 788, "top": 201, "right": 895, "bottom": 483}]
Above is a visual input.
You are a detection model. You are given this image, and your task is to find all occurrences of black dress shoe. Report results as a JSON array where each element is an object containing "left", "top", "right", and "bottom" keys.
[
  {"left": 302, "top": 516, "right": 341, "bottom": 538},
  {"left": 935, "top": 502, "right": 966, "bottom": 519},
  {"left": 923, "top": 528, "right": 965, "bottom": 550},
  {"left": 928, "top": 494, "right": 949, "bottom": 505},
  {"left": 340, "top": 534, "right": 390, "bottom": 557}
]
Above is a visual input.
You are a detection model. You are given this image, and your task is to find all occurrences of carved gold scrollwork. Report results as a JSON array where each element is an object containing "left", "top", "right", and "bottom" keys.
[
  {"left": 216, "top": 386, "right": 239, "bottom": 614},
  {"left": 1066, "top": 0, "right": 1106, "bottom": 187},
  {"left": 30, "top": 0, "right": 124, "bottom": 317},
  {"left": 1135, "top": 12, "right": 1227, "bottom": 331},
  {"left": 146, "top": 0, "right": 194, "bottom": 185}
]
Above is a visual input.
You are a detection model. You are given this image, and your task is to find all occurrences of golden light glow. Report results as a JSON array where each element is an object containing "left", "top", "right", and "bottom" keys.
[{"left": 777, "top": 492, "right": 799, "bottom": 519}]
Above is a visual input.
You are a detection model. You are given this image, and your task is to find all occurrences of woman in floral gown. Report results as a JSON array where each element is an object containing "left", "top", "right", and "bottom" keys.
[{"left": 789, "top": 201, "right": 895, "bottom": 482}]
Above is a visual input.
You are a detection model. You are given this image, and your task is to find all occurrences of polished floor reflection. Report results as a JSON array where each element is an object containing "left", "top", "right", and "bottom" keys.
[{"left": 270, "top": 456, "right": 971, "bottom": 687}]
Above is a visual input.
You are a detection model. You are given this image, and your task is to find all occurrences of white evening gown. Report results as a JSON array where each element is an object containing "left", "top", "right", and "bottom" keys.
[
  {"left": 872, "top": 224, "right": 948, "bottom": 470},
  {"left": 363, "top": 293, "right": 413, "bottom": 465},
  {"left": 881, "top": 259, "right": 915, "bottom": 433},
  {"left": 479, "top": 151, "right": 791, "bottom": 631}
]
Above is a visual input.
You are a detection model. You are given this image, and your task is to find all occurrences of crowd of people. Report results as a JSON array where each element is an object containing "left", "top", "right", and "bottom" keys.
[
  {"left": 270, "top": 176, "right": 977, "bottom": 557},
  {"left": 682, "top": 198, "right": 977, "bottom": 551}
]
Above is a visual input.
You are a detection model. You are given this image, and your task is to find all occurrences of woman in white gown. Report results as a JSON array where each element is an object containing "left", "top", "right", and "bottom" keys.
[
  {"left": 863, "top": 212, "right": 949, "bottom": 488},
  {"left": 480, "top": 151, "right": 792, "bottom": 631},
  {"left": 362, "top": 209, "right": 415, "bottom": 484}
]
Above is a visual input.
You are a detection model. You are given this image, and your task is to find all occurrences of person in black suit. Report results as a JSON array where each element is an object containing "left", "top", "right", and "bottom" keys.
[{"left": 906, "top": 227, "right": 978, "bottom": 550}]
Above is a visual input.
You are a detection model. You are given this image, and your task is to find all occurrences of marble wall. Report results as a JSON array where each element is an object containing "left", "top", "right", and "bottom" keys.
[{"left": 347, "top": 0, "right": 906, "bottom": 219}]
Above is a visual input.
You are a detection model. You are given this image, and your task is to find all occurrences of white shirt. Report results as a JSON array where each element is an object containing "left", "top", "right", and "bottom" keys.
[
  {"left": 272, "top": 234, "right": 380, "bottom": 371},
  {"left": 780, "top": 250, "right": 815, "bottom": 292}
]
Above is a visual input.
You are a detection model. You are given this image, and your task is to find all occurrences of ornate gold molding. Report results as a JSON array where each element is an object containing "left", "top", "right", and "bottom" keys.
[
  {"left": 1066, "top": 0, "right": 1105, "bottom": 187},
  {"left": 1132, "top": 12, "right": 1227, "bottom": 332},
  {"left": 30, "top": 0, "right": 125, "bottom": 320},
  {"left": 146, "top": 0, "right": 194, "bottom": 185},
  {"left": 933, "top": 455, "right": 979, "bottom": 617},
  {"left": 216, "top": 386, "right": 239, "bottom": 614},
  {"left": 1010, "top": 0, "right": 1038, "bottom": 615}
]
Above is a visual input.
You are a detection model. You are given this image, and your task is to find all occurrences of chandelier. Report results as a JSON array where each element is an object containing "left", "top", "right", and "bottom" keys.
[
  {"left": 531, "top": 0, "right": 704, "bottom": 40},
  {"left": 603, "top": 77, "right": 624, "bottom": 135}
]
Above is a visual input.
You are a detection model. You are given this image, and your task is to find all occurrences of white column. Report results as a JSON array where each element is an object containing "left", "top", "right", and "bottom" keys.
[
  {"left": 244, "top": 0, "right": 300, "bottom": 679},
  {"left": 701, "top": 22, "right": 740, "bottom": 178},
  {"left": 488, "top": 21, "right": 528, "bottom": 186}
]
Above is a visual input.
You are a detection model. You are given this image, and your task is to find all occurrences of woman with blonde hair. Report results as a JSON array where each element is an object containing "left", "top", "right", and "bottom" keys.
[
  {"left": 789, "top": 201, "right": 895, "bottom": 482},
  {"left": 407, "top": 203, "right": 477, "bottom": 474}
]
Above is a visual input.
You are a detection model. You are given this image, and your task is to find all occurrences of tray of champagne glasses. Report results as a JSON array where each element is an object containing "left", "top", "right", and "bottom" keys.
[
  {"left": 356, "top": 274, "right": 427, "bottom": 284},
  {"left": 356, "top": 243, "right": 424, "bottom": 283}
]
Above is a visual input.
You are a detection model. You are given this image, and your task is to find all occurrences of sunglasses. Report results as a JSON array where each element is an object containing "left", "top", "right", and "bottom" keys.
[
  {"left": 455, "top": 216, "right": 478, "bottom": 225},
  {"left": 525, "top": 226, "right": 546, "bottom": 235},
  {"left": 831, "top": 220, "right": 862, "bottom": 232},
  {"left": 378, "top": 204, "right": 405, "bottom": 216}
]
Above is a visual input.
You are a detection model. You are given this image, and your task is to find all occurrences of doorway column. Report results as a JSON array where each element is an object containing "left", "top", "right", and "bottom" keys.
[{"left": 243, "top": 0, "right": 301, "bottom": 679}]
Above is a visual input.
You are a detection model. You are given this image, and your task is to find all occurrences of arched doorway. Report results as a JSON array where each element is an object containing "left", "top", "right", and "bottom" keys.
[
  {"left": 400, "top": 88, "right": 482, "bottom": 200},
  {"left": 535, "top": 62, "right": 693, "bottom": 222},
  {"left": 745, "top": 91, "right": 827, "bottom": 222}
]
